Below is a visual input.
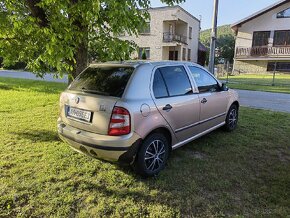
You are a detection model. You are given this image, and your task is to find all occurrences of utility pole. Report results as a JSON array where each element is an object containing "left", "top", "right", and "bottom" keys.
[{"left": 209, "top": 0, "right": 219, "bottom": 74}]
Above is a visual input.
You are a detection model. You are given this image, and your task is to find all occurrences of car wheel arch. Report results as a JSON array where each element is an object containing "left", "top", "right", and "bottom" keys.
[
  {"left": 232, "top": 101, "right": 239, "bottom": 109},
  {"left": 140, "top": 127, "right": 173, "bottom": 151},
  {"left": 227, "top": 100, "right": 239, "bottom": 112}
]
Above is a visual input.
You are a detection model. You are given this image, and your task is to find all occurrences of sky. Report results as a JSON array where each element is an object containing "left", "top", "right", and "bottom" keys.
[{"left": 151, "top": 0, "right": 280, "bottom": 30}]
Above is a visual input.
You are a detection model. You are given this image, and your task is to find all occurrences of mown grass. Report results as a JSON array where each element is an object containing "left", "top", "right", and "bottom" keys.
[
  {"left": 226, "top": 83, "right": 290, "bottom": 94},
  {"left": 219, "top": 73, "right": 290, "bottom": 94},
  {"left": 0, "top": 77, "right": 290, "bottom": 217}
]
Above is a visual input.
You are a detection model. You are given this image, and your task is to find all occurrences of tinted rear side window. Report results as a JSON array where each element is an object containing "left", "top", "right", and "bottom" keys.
[
  {"left": 68, "top": 67, "right": 134, "bottom": 97},
  {"left": 153, "top": 69, "right": 169, "bottom": 98},
  {"left": 159, "top": 66, "right": 192, "bottom": 97}
]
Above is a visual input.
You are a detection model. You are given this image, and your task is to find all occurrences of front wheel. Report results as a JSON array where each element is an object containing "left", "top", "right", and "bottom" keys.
[
  {"left": 224, "top": 104, "right": 239, "bottom": 131},
  {"left": 134, "top": 133, "right": 169, "bottom": 177}
]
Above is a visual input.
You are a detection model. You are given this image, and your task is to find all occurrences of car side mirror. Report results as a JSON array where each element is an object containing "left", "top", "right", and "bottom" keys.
[{"left": 220, "top": 82, "right": 229, "bottom": 91}]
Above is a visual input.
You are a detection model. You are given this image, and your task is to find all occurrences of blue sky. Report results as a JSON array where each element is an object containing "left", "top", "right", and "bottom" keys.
[{"left": 151, "top": 0, "right": 279, "bottom": 29}]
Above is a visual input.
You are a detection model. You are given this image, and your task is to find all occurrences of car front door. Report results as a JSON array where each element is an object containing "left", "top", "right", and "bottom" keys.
[
  {"left": 188, "top": 66, "right": 229, "bottom": 132},
  {"left": 151, "top": 65, "right": 200, "bottom": 142}
]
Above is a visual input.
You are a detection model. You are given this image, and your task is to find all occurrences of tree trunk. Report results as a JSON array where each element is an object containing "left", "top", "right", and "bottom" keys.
[
  {"left": 69, "top": 40, "right": 88, "bottom": 84},
  {"left": 68, "top": 0, "right": 89, "bottom": 85}
]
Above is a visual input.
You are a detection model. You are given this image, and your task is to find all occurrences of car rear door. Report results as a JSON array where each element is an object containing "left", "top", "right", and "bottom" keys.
[
  {"left": 151, "top": 65, "right": 200, "bottom": 142},
  {"left": 187, "top": 66, "right": 229, "bottom": 132}
]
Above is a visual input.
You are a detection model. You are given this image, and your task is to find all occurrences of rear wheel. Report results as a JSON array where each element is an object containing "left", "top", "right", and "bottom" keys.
[
  {"left": 224, "top": 104, "right": 239, "bottom": 131},
  {"left": 135, "top": 133, "right": 169, "bottom": 177}
]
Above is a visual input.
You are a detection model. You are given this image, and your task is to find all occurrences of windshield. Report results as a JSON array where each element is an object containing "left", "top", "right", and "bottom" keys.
[{"left": 68, "top": 66, "right": 134, "bottom": 97}]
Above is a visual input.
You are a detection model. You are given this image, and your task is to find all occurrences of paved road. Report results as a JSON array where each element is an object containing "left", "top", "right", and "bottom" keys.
[
  {"left": 236, "top": 89, "right": 290, "bottom": 113},
  {"left": 1, "top": 70, "right": 290, "bottom": 113},
  {"left": 0, "top": 70, "right": 68, "bottom": 83}
]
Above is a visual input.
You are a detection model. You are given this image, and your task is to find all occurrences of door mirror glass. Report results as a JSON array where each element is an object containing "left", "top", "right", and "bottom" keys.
[
  {"left": 220, "top": 82, "right": 229, "bottom": 91},
  {"left": 221, "top": 83, "right": 229, "bottom": 91}
]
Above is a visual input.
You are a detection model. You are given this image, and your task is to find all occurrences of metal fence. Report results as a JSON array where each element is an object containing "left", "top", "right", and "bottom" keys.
[{"left": 215, "top": 63, "right": 290, "bottom": 87}]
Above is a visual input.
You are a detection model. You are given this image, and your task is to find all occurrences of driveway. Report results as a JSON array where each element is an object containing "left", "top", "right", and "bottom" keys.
[
  {"left": 1, "top": 70, "right": 290, "bottom": 113},
  {"left": 0, "top": 70, "right": 68, "bottom": 83}
]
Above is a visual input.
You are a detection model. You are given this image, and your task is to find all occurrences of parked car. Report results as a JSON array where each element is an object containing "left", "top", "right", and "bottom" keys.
[{"left": 58, "top": 61, "right": 239, "bottom": 177}]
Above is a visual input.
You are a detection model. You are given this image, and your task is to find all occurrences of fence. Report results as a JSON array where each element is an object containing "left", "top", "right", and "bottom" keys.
[{"left": 215, "top": 63, "right": 290, "bottom": 87}]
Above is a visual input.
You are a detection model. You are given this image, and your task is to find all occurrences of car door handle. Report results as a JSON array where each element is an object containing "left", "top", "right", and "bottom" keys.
[
  {"left": 163, "top": 104, "right": 173, "bottom": 111},
  {"left": 201, "top": 98, "right": 207, "bottom": 104}
]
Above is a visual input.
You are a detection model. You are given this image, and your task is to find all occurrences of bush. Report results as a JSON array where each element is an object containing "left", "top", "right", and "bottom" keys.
[
  {"left": 141, "top": 49, "right": 147, "bottom": 60},
  {"left": 4, "top": 62, "right": 27, "bottom": 70}
]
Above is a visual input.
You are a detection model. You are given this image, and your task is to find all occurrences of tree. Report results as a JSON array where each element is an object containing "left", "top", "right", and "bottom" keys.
[
  {"left": 200, "top": 24, "right": 235, "bottom": 64},
  {"left": 141, "top": 49, "right": 147, "bottom": 60},
  {"left": 0, "top": 0, "right": 184, "bottom": 81},
  {"left": 217, "top": 34, "right": 235, "bottom": 63}
]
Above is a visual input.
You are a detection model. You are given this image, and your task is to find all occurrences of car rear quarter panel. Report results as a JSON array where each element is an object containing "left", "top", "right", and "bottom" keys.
[{"left": 120, "top": 64, "right": 178, "bottom": 145}]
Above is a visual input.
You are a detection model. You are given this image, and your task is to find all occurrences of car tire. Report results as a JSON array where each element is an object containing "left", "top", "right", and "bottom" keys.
[
  {"left": 224, "top": 104, "right": 239, "bottom": 132},
  {"left": 134, "top": 133, "right": 169, "bottom": 177}
]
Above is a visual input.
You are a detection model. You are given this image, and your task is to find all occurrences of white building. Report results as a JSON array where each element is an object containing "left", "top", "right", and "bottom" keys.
[
  {"left": 231, "top": 0, "right": 290, "bottom": 73},
  {"left": 119, "top": 6, "right": 200, "bottom": 63}
]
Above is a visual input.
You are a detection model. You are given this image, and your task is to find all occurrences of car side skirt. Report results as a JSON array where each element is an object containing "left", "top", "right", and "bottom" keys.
[{"left": 172, "top": 122, "right": 225, "bottom": 150}]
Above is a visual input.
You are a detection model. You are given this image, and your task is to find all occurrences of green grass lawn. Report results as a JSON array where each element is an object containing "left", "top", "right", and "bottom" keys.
[
  {"left": 227, "top": 83, "right": 290, "bottom": 94},
  {"left": 219, "top": 73, "right": 290, "bottom": 94},
  {"left": 1, "top": 77, "right": 290, "bottom": 217}
]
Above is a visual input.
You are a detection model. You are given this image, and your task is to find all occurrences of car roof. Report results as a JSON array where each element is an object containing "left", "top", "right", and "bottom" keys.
[{"left": 89, "top": 61, "right": 203, "bottom": 68}]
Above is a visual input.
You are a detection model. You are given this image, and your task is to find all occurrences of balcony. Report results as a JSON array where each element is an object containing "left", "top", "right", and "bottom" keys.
[
  {"left": 236, "top": 46, "right": 290, "bottom": 59},
  {"left": 163, "top": 32, "right": 187, "bottom": 44}
]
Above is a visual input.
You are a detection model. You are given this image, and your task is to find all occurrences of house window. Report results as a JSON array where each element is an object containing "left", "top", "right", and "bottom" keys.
[
  {"left": 267, "top": 62, "right": 290, "bottom": 72},
  {"left": 274, "top": 30, "right": 290, "bottom": 46},
  {"left": 277, "top": 8, "right": 290, "bottom": 18},
  {"left": 138, "top": 47, "right": 150, "bottom": 59},
  {"left": 189, "top": 27, "right": 192, "bottom": 39},
  {"left": 252, "top": 31, "right": 270, "bottom": 47},
  {"left": 182, "top": 48, "right": 186, "bottom": 61},
  {"left": 187, "top": 49, "right": 191, "bottom": 61},
  {"left": 140, "top": 22, "right": 151, "bottom": 34}
]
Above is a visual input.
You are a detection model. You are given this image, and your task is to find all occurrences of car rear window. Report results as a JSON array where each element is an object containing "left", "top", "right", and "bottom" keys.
[{"left": 68, "top": 67, "right": 134, "bottom": 97}]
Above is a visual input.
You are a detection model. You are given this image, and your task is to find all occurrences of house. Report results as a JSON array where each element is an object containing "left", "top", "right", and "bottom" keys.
[
  {"left": 231, "top": 0, "right": 290, "bottom": 74},
  {"left": 119, "top": 6, "right": 200, "bottom": 63},
  {"left": 197, "top": 42, "right": 208, "bottom": 66}
]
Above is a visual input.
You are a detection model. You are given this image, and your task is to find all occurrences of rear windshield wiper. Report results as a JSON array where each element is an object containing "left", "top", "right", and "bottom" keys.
[{"left": 80, "top": 87, "right": 110, "bottom": 96}]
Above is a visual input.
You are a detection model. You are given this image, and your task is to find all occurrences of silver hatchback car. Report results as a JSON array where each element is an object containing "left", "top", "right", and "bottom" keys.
[{"left": 58, "top": 61, "right": 239, "bottom": 177}]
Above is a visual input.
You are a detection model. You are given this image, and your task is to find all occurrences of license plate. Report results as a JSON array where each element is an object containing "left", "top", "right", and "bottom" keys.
[{"left": 67, "top": 107, "right": 92, "bottom": 122}]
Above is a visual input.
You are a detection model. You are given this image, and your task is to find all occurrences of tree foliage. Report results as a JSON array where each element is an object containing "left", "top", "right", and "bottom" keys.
[
  {"left": 200, "top": 25, "right": 235, "bottom": 64},
  {"left": 141, "top": 49, "right": 147, "bottom": 60},
  {"left": 0, "top": 0, "right": 184, "bottom": 79}
]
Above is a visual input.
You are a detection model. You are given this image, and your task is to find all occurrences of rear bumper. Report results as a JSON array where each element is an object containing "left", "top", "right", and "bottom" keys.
[{"left": 57, "top": 121, "right": 142, "bottom": 164}]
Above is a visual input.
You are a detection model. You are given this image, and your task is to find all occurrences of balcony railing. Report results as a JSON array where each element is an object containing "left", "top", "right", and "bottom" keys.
[
  {"left": 163, "top": 32, "right": 187, "bottom": 44},
  {"left": 236, "top": 46, "right": 290, "bottom": 58}
]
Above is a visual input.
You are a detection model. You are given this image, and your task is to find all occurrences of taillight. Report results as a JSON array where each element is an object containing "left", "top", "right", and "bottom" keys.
[{"left": 108, "top": 106, "right": 131, "bottom": 136}]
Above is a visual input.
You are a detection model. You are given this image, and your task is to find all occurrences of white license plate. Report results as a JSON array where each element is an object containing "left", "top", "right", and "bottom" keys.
[{"left": 67, "top": 107, "right": 92, "bottom": 122}]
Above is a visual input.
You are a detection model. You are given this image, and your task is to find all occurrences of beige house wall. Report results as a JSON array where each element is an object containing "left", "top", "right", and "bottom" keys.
[
  {"left": 235, "top": 1, "right": 290, "bottom": 48},
  {"left": 120, "top": 6, "right": 200, "bottom": 62},
  {"left": 234, "top": 60, "right": 268, "bottom": 74},
  {"left": 233, "top": 1, "right": 290, "bottom": 73}
]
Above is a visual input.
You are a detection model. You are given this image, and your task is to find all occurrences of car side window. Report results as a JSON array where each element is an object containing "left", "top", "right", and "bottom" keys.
[
  {"left": 158, "top": 66, "right": 192, "bottom": 97},
  {"left": 188, "top": 66, "right": 219, "bottom": 93},
  {"left": 153, "top": 69, "right": 169, "bottom": 98}
]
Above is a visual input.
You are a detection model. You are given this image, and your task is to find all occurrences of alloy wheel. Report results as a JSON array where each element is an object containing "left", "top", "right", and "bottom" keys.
[
  {"left": 229, "top": 108, "right": 237, "bottom": 129},
  {"left": 144, "top": 140, "right": 166, "bottom": 171}
]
